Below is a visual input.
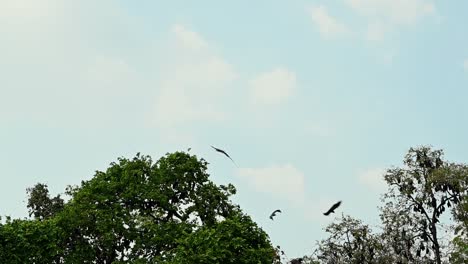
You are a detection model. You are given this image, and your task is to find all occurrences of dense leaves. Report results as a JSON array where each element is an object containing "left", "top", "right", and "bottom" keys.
[
  {"left": 27, "top": 183, "right": 64, "bottom": 220},
  {"left": 312, "top": 215, "right": 388, "bottom": 264},
  {"left": 2, "top": 146, "right": 467, "bottom": 263},
  {"left": 382, "top": 147, "right": 465, "bottom": 263},
  {"left": 0, "top": 151, "right": 276, "bottom": 263},
  {"left": 169, "top": 212, "right": 274, "bottom": 263},
  {"left": 0, "top": 217, "right": 62, "bottom": 263}
]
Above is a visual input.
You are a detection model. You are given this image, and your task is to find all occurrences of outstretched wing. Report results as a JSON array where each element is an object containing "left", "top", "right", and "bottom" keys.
[
  {"left": 324, "top": 201, "right": 341, "bottom": 216},
  {"left": 270, "top": 209, "right": 281, "bottom": 220},
  {"left": 331, "top": 201, "right": 342, "bottom": 210},
  {"left": 211, "top": 146, "right": 237, "bottom": 166}
]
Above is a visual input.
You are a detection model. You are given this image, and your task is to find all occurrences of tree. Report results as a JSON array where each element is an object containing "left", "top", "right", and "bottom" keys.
[
  {"left": 1, "top": 151, "right": 276, "bottom": 263},
  {"left": 383, "top": 146, "right": 465, "bottom": 263},
  {"left": 0, "top": 216, "right": 62, "bottom": 263},
  {"left": 379, "top": 198, "right": 434, "bottom": 263},
  {"left": 26, "top": 183, "right": 64, "bottom": 220},
  {"left": 309, "top": 215, "right": 388, "bottom": 264},
  {"left": 168, "top": 212, "right": 275, "bottom": 263},
  {"left": 448, "top": 163, "right": 468, "bottom": 263}
]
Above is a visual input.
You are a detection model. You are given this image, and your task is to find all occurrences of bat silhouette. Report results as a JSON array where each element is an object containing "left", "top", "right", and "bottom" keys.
[
  {"left": 269, "top": 209, "right": 282, "bottom": 220},
  {"left": 323, "top": 201, "right": 342, "bottom": 216},
  {"left": 290, "top": 258, "right": 303, "bottom": 264},
  {"left": 211, "top": 145, "right": 237, "bottom": 166}
]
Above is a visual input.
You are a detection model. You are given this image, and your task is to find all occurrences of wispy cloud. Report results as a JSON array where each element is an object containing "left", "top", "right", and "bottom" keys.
[
  {"left": 345, "top": 0, "right": 435, "bottom": 26},
  {"left": 357, "top": 167, "right": 387, "bottom": 192},
  {"left": 0, "top": 0, "right": 59, "bottom": 21},
  {"left": 365, "top": 22, "right": 386, "bottom": 42},
  {"left": 308, "top": 5, "right": 350, "bottom": 39},
  {"left": 463, "top": 59, "right": 468, "bottom": 72},
  {"left": 171, "top": 24, "right": 208, "bottom": 50},
  {"left": 237, "top": 164, "right": 306, "bottom": 205},
  {"left": 153, "top": 24, "right": 238, "bottom": 128},
  {"left": 346, "top": 0, "right": 436, "bottom": 42},
  {"left": 248, "top": 67, "right": 296, "bottom": 106}
]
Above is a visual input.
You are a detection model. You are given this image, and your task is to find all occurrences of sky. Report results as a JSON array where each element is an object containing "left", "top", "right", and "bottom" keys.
[{"left": 1, "top": 0, "right": 468, "bottom": 259}]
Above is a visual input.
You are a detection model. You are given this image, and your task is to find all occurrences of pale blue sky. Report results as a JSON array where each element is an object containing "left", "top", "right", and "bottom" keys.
[{"left": 1, "top": 0, "right": 468, "bottom": 258}]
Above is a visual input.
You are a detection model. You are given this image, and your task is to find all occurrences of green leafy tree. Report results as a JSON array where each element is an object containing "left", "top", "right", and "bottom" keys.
[
  {"left": 169, "top": 212, "right": 275, "bottom": 263},
  {"left": 448, "top": 163, "right": 468, "bottom": 263},
  {"left": 383, "top": 146, "right": 465, "bottom": 263},
  {"left": 26, "top": 183, "right": 64, "bottom": 220},
  {"left": 1, "top": 151, "right": 276, "bottom": 263},
  {"left": 379, "top": 198, "right": 434, "bottom": 263},
  {"left": 0, "top": 217, "right": 62, "bottom": 263},
  {"left": 309, "top": 215, "right": 388, "bottom": 264}
]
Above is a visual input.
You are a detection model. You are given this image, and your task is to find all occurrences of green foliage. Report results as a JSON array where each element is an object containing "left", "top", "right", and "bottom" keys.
[
  {"left": 0, "top": 217, "right": 62, "bottom": 263},
  {"left": 0, "top": 151, "right": 275, "bottom": 263},
  {"left": 449, "top": 165, "right": 468, "bottom": 263},
  {"left": 310, "top": 215, "right": 388, "bottom": 264},
  {"left": 169, "top": 212, "right": 275, "bottom": 264},
  {"left": 26, "top": 183, "right": 64, "bottom": 220},
  {"left": 304, "top": 146, "right": 468, "bottom": 264},
  {"left": 382, "top": 146, "right": 465, "bottom": 263}
]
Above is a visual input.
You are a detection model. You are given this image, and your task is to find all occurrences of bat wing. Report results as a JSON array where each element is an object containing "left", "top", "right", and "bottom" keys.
[
  {"left": 212, "top": 146, "right": 238, "bottom": 166},
  {"left": 332, "top": 201, "right": 342, "bottom": 210},
  {"left": 220, "top": 150, "right": 236, "bottom": 164},
  {"left": 323, "top": 201, "right": 341, "bottom": 215}
]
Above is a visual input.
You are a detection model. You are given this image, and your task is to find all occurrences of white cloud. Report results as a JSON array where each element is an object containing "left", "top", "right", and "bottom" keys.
[
  {"left": 0, "top": 0, "right": 147, "bottom": 126},
  {"left": 172, "top": 24, "right": 208, "bottom": 50},
  {"left": 366, "top": 22, "right": 386, "bottom": 42},
  {"left": 86, "top": 56, "right": 136, "bottom": 87},
  {"left": 153, "top": 25, "right": 237, "bottom": 128},
  {"left": 345, "top": 0, "right": 435, "bottom": 42},
  {"left": 357, "top": 168, "right": 387, "bottom": 192},
  {"left": 248, "top": 67, "right": 296, "bottom": 105},
  {"left": 237, "top": 164, "right": 306, "bottom": 205},
  {"left": 0, "top": 0, "right": 58, "bottom": 21},
  {"left": 463, "top": 59, "right": 468, "bottom": 72},
  {"left": 308, "top": 5, "right": 350, "bottom": 38},
  {"left": 345, "top": 0, "right": 435, "bottom": 26}
]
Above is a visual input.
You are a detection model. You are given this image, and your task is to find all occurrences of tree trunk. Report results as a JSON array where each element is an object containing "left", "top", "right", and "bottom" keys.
[{"left": 431, "top": 224, "right": 441, "bottom": 264}]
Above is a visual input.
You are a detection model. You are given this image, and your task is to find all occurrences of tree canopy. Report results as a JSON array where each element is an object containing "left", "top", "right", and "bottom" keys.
[
  {"left": 305, "top": 146, "right": 468, "bottom": 264},
  {"left": 1, "top": 146, "right": 467, "bottom": 264},
  {"left": 0, "top": 151, "right": 276, "bottom": 263}
]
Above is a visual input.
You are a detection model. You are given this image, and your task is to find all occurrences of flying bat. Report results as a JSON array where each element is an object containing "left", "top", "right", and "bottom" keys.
[
  {"left": 323, "top": 201, "right": 342, "bottom": 216},
  {"left": 211, "top": 145, "right": 237, "bottom": 166},
  {"left": 269, "top": 209, "right": 282, "bottom": 220}
]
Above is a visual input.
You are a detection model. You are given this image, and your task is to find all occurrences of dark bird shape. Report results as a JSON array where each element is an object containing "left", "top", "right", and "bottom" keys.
[
  {"left": 290, "top": 258, "right": 303, "bottom": 264},
  {"left": 211, "top": 145, "right": 237, "bottom": 166},
  {"left": 323, "top": 201, "right": 342, "bottom": 216},
  {"left": 269, "top": 209, "right": 282, "bottom": 220}
]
